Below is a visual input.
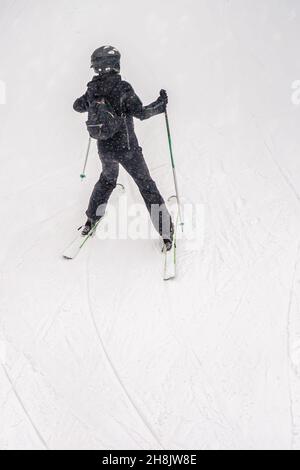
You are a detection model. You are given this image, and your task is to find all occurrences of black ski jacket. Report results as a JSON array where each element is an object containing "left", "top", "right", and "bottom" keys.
[{"left": 73, "top": 72, "right": 166, "bottom": 153}]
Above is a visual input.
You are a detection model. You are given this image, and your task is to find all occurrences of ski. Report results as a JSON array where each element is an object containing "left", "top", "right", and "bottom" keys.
[
  {"left": 62, "top": 219, "right": 102, "bottom": 260},
  {"left": 163, "top": 239, "right": 177, "bottom": 281},
  {"left": 62, "top": 184, "right": 125, "bottom": 260}
]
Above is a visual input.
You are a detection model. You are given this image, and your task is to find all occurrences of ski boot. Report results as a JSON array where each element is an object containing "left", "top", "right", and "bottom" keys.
[
  {"left": 80, "top": 217, "right": 100, "bottom": 237},
  {"left": 163, "top": 239, "right": 173, "bottom": 252},
  {"left": 162, "top": 222, "right": 174, "bottom": 252}
]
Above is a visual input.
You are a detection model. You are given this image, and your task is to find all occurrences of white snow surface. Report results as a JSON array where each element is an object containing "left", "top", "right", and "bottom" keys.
[{"left": 1, "top": 0, "right": 300, "bottom": 450}]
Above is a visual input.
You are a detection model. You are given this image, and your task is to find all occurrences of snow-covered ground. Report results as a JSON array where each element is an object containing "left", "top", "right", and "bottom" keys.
[{"left": 1, "top": 0, "right": 300, "bottom": 450}]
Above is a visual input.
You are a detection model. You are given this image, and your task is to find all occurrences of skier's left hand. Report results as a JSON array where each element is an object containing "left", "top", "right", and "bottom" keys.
[{"left": 159, "top": 89, "right": 168, "bottom": 110}]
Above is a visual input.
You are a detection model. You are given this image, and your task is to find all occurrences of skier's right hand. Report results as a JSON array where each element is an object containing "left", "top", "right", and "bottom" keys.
[{"left": 159, "top": 89, "right": 168, "bottom": 110}]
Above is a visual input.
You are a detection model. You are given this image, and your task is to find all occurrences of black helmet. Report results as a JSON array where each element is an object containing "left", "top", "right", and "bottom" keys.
[{"left": 91, "top": 46, "right": 121, "bottom": 75}]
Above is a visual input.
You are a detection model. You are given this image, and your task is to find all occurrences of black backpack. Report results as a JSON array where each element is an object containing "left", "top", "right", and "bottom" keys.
[{"left": 86, "top": 97, "right": 123, "bottom": 141}]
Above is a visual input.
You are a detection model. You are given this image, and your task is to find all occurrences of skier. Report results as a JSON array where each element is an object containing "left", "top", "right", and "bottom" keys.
[{"left": 73, "top": 46, "right": 174, "bottom": 251}]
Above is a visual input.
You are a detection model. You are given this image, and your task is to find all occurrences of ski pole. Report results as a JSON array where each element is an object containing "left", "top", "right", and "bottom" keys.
[
  {"left": 80, "top": 136, "right": 92, "bottom": 180},
  {"left": 164, "top": 109, "right": 184, "bottom": 231}
]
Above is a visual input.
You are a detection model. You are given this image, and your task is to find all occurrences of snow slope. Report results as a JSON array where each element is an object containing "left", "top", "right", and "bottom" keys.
[{"left": 1, "top": 0, "right": 300, "bottom": 450}]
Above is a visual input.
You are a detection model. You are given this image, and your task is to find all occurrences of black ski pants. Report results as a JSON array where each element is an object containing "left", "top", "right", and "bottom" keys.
[{"left": 86, "top": 145, "right": 173, "bottom": 239}]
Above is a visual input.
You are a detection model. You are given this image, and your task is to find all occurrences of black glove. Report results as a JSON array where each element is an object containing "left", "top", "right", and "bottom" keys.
[{"left": 159, "top": 89, "right": 168, "bottom": 110}]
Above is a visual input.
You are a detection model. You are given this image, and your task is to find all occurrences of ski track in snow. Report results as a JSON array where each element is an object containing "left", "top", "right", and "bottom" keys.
[
  {"left": 1, "top": 364, "right": 49, "bottom": 450},
  {"left": 85, "top": 252, "right": 164, "bottom": 450},
  {"left": 0, "top": 0, "right": 300, "bottom": 450}
]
